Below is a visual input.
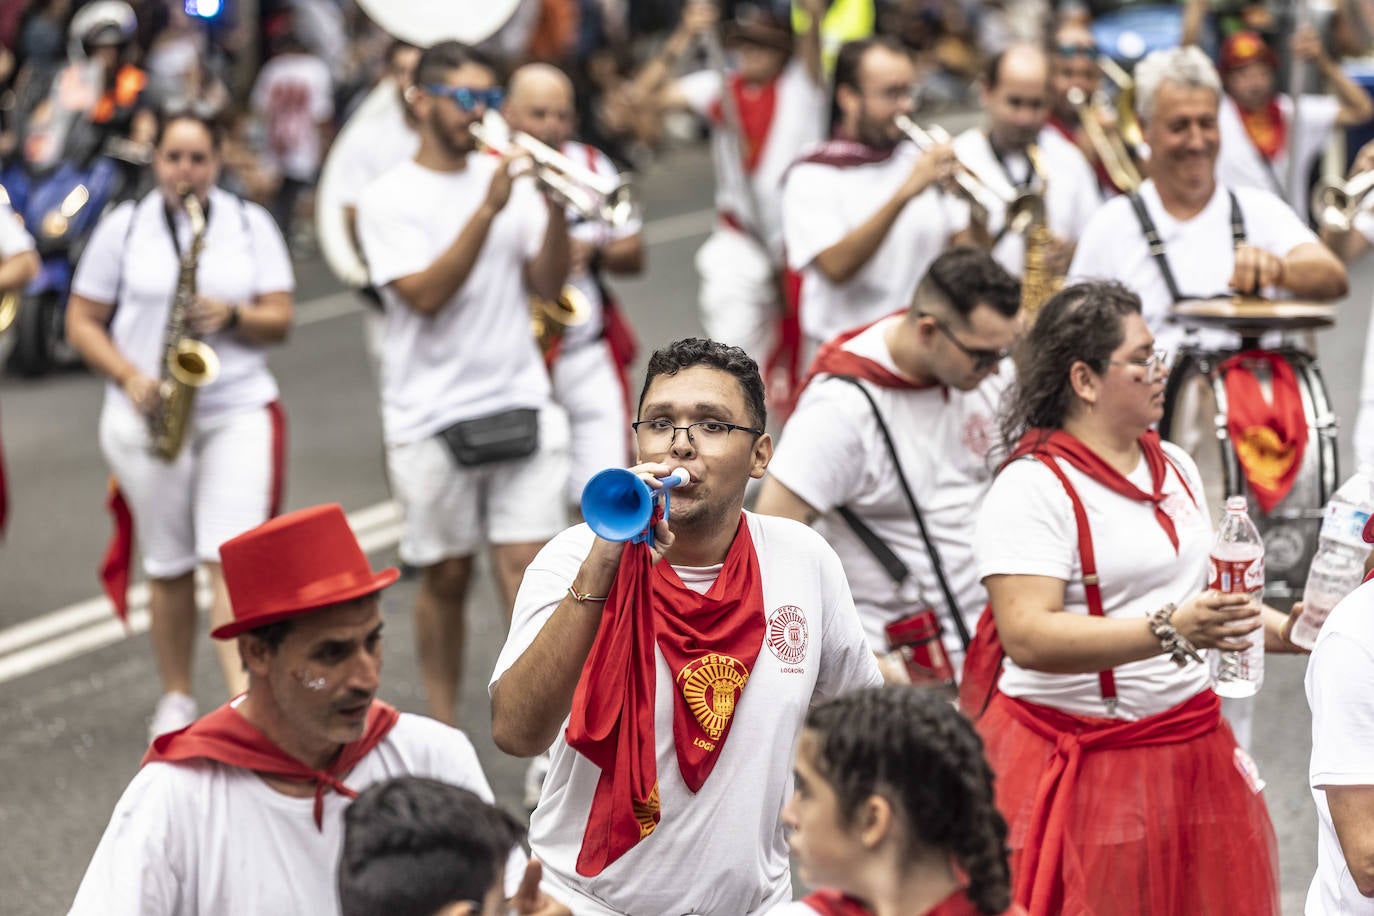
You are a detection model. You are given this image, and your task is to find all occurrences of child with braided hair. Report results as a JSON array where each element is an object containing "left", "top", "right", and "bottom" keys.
[{"left": 768, "top": 686, "right": 1025, "bottom": 916}]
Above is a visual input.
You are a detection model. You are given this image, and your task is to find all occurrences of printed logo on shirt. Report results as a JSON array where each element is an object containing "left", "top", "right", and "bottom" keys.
[
  {"left": 1160, "top": 490, "right": 1200, "bottom": 524},
  {"left": 962, "top": 412, "right": 994, "bottom": 459},
  {"left": 677, "top": 654, "right": 751, "bottom": 740},
  {"left": 766, "top": 605, "right": 809, "bottom": 665}
]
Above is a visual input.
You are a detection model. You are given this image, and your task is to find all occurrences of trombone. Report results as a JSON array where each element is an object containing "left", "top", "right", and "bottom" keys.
[
  {"left": 1313, "top": 169, "right": 1374, "bottom": 233},
  {"left": 1066, "top": 86, "right": 1143, "bottom": 192},
  {"left": 469, "top": 110, "right": 638, "bottom": 227}
]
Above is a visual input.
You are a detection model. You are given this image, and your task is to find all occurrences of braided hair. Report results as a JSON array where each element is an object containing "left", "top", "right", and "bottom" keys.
[{"left": 805, "top": 686, "right": 1012, "bottom": 914}]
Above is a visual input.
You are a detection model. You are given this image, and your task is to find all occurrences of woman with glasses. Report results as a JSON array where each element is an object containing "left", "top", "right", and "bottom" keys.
[
  {"left": 65, "top": 108, "right": 294, "bottom": 740},
  {"left": 965, "top": 280, "right": 1291, "bottom": 915}
]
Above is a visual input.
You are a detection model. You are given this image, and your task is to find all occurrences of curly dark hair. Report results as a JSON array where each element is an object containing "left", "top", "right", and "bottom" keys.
[
  {"left": 805, "top": 686, "right": 1012, "bottom": 915},
  {"left": 997, "top": 280, "right": 1142, "bottom": 456},
  {"left": 638, "top": 337, "right": 767, "bottom": 430}
]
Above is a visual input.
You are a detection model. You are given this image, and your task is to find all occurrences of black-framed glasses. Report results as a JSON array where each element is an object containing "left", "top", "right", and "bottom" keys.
[
  {"left": 918, "top": 312, "right": 1011, "bottom": 372},
  {"left": 1109, "top": 349, "right": 1169, "bottom": 383},
  {"left": 423, "top": 84, "right": 504, "bottom": 113},
  {"left": 632, "top": 418, "right": 764, "bottom": 449}
]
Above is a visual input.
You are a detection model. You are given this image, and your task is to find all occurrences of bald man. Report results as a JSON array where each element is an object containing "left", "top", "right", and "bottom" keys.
[
  {"left": 953, "top": 43, "right": 1100, "bottom": 279},
  {"left": 503, "top": 63, "right": 644, "bottom": 508}
]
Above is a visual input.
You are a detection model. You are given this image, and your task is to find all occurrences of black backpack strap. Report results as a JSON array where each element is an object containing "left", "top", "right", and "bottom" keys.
[
  {"left": 832, "top": 376, "right": 971, "bottom": 649},
  {"left": 835, "top": 506, "right": 909, "bottom": 584}
]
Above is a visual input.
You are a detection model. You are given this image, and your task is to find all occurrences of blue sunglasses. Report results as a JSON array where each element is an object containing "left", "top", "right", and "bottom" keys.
[{"left": 424, "top": 84, "right": 505, "bottom": 112}]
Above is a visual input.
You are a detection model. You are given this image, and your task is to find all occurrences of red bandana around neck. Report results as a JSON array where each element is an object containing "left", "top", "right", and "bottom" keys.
[
  {"left": 1007, "top": 429, "right": 1195, "bottom": 552},
  {"left": 565, "top": 513, "right": 766, "bottom": 876},
  {"left": 1239, "top": 97, "right": 1286, "bottom": 160},
  {"left": 143, "top": 699, "right": 401, "bottom": 829},
  {"left": 1220, "top": 350, "right": 1307, "bottom": 513},
  {"left": 802, "top": 312, "right": 939, "bottom": 394},
  {"left": 709, "top": 74, "right": 779, "bottom": 173}
]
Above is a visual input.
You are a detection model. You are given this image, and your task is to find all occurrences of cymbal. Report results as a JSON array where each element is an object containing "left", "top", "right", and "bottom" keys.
[{"left": 1170, "top": 296, "right": 1336, "bottom": 331}]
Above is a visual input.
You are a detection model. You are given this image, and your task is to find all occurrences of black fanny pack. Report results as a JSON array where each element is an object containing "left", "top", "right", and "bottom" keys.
[{"left": 437, "top": 408, "right": 540, "bottom": 467}]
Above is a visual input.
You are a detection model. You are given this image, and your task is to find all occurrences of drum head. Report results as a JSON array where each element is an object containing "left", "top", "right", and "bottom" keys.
[
  {"left": 1170, "top": 296, "right": 1336, "bottom": 332},
  {"left": 356, "top": 0, "right": 520, "bottom": 47}
]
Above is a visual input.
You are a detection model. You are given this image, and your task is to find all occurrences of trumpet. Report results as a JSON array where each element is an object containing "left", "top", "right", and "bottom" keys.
[
  {"left": 893, "top": 114, "right": 1041, "bottom": 232},
  {"left": 1312, "top": 170, "right": 1374, "bottom": 233},
  {"left": 531, "top": 283, "right": 592, "bottom": 357},
  {"left": 1066, "top": 86, "right": 1143, "bottom": 193},
  {"left": 470, "top": 110, "right": 637, "bottom": 227}
]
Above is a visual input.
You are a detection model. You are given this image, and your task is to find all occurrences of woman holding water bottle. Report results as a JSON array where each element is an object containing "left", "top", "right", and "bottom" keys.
[{"left": 963, "top": 281, "right": 1296, "bottom": 916}]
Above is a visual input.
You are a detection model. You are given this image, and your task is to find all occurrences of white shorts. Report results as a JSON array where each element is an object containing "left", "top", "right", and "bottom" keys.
[
  {"left": 100, "top": 402, "right": 281, "bottom": 579},
  {"left": 694, "top": 226, "right": 779, "bottom": 366},
  {"left": 552, "top": 338, "right": 630, "bottom": 504},
  {"left": 386, "top": 406, "right": 570, "bottom": 565}
]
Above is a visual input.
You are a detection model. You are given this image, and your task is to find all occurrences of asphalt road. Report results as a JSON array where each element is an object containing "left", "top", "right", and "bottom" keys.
[{"left": 1, "top": 139, "right": 1370, "bottom": 915}]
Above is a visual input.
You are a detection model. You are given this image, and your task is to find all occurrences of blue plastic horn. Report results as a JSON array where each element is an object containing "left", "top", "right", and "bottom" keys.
[{"left": 581, "top": 467, "right": 689, "bottom": 545}]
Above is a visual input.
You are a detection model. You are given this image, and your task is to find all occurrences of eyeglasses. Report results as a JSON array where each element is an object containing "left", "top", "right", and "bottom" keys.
[
  {"left": 423, "top": 84, "right": 505, "bottom": 113},
  {"left": 1056, "top": 44, "right": 1100, "bottom": 58},
  {"left": 632, "top": 419, "right": 764, "bottom": 450},
  {"left": 1109, "top": 349, "right": 1169, "bottom": 383},
  {"left": 918, "top": 313, "right": 1011, "bottom": 372}
]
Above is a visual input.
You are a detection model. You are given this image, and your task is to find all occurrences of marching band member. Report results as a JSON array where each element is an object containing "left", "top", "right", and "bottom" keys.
[
  {"left": 355, "top": 41, "right": 570, "bottom": 727},
  {"left": 756, "top": 248, "right": 1021, "bottom": 674},
  {"left": 1068, "top": 45, "right": 1347, "bottom": 359},
  {"left": 65, "top": 109, "right": 294, "bottom": 738},
  {"left": 0, "top": 195, "right": 38, "bottom": 536},
  {"left": 1046, "top": 22, "right": 1135, "bottom": 196},
  {"left": 968, "top": 280, "right": 1291, "bottom": 916},
  {"left": 627, "top": 0, "right": 827, "bottom": 368},
  {"left": 952, "top": 43, "right": 1100, "bottom": 279},
  {"left": 782, "top": 36, "right": 974, "bottom": 354},
  {"left": 490, "top": 339, "right": 881, "bottom": 915},
  {"left": 769, "top": 686, "right": 1026, "bottom": 916},
  {"left": 503, "top": 62, "right": 644, "bottom": 506}
]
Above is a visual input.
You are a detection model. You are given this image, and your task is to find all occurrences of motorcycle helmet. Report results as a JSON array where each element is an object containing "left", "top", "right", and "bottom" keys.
[{"left": 69, "top": 1, "right": 138, "bottom": 56}]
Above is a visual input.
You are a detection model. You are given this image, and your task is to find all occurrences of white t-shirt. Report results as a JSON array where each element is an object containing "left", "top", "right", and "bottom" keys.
[
  {"left": 68, "top": 712, "right": 513, "bottom": 916},
  {"left": 1305, "top": 578, "right": 1374, "bottom": 915},
  {"left": 561, "top": 140, "right": 641, "bottom": 349},
  {"left": 975, "top": 441, "right": 1213, "bottom": 719},
  {"left": 678, "top": 60, "right": 826, "bottom": 255},
  {"left": 330, "top": 84, "right": 419, "bottom": 210},
  {"left": 251, "top": 52, "right": 334, "bottom": 180},
  {"left": 0, "top": 199, "right": 35, "bottom": 257},
  {"left": 1067, "top": 179, "right": 1317, "bottom": 356},
  {"left": 72, "top": 187, "right": 294, "bottom": 425},
  {"left": 357, "top": 156, "right": 552, "bottom": 445},
  {"left": 952, "top": 126, "right": 1102, "bottom": 277},
  {"left": 490, "top": 514, "right": 883, "bottom": 916},
  {"left": 768, "top": 316, "right": 1008, "bottom": 656},
  {"left": 1217, "top": 92, "right": 1340, "bottom": 225},
  {"left": 783, "top": 141, "right": 971, "bottom": 345}
]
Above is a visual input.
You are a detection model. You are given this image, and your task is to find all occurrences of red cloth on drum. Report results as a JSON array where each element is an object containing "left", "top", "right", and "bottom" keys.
[
  {"left": 1220, "top": 351, "right": 1307, "bottom": 513},
  {"left": 565, "top": 513, "right": 765, "bottom": 876},
  {"left": 979, "top": 690, "right": 1279, "bottom": 916}
]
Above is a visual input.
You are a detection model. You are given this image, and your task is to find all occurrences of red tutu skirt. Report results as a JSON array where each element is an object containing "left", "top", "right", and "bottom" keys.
[{"left": 978, "top": 691, "right": 1279, "bottom": 916}]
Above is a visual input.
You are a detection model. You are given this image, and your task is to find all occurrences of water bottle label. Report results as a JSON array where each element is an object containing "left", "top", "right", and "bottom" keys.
[
  {"left": 1320, "top": 503, "right": 1373, "bottom": 550},
  {"left": 1209, "top": 555, "right": 1264, "bottom": 593}
]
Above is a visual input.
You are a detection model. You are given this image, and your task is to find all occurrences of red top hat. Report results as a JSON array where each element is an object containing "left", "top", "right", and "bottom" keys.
[
  {"left": 212, "top": 504, "right": 400, "bottom": 640},
  {"left": 1219, "top": 31, "right": 1278, "bottom": 73}
]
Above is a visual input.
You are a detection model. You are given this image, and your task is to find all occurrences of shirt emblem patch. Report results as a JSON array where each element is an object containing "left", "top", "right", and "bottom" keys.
[{"left": 765, "top": 605, "right": 809, "bottom": 664}]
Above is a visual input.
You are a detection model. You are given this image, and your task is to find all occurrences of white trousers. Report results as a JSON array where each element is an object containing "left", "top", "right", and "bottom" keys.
[
  {"left": 694, "top": 226, "right": 779, "bottom": 366},
  {"left": 552, "top": 339, "right": 630, "bottom": 504}
]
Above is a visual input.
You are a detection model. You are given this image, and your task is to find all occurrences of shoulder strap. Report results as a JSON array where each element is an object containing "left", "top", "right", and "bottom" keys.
[
  {"left": 1227, "top": 190, "right": 1246, "bottom": 247},
  {"left": 835, "top": 506, "right": 909, "bottom": 584},
  {"left": 1030, "top": 454, "right": 1119, "bottom": 712},
  {"left": 108, "top": 198, "right": 141, "bottom": 326},
  {"left": 832, "top": 376, "right": 970, "bottom": 649},
  {"left": 1127, "top": 190, "right": 1185, "bottom": 305}
]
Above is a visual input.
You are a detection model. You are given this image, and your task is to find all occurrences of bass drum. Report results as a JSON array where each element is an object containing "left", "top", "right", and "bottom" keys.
[{"left": 1160, "top": 344, "right": 1339, "bottom": 598}]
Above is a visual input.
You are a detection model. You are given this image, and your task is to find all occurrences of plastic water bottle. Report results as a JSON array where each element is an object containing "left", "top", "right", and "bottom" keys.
[
  {"left": 1208, "top": 496, "right": 1265, "bottom": 698},
  {"left": 1292, "top": 465, "right": 1374, "bottom": 650}
]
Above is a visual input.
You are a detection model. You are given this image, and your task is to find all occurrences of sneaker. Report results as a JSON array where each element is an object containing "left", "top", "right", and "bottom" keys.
[
  {"left": 148, "top": 691, "right": 198, "bottom": 744},
  {"left": 523, "top": 751, "right": 551, "bottom": 812}
]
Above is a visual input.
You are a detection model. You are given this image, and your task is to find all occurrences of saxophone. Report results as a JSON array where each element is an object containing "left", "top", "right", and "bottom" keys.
[
  {"left": 530, "top": 283, "right": 592, "bottom": 358},
  {"left": 1016, "top": 144, "right": 1060, "bottom": 320},
  {"left": 149, "top": 190, "right": 220, "bottom": 461}
]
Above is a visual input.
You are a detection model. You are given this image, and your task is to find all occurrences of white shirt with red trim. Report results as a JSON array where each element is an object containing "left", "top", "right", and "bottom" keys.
[
  {"left": 782, "top": 141, "right": 971, "bottom": 345},
  {"left": 72, "top": 187, "right": 294, "bottom": 425},
  {"left": 357, "top": 156, "right": 551, "bottom": 445},
  {"left": 1066, "top": 179, "right": 1317, "bottom": 356},
  {"left": 0, "top": 199, "right": 34, "bottom": 258},
  {"left": 768, "top": 316, "right": 1009, "bottom": 658},
  {"left": 1305, "top": 578, "right": 1374, "bottom": 915},
  {"left": 561, "top": 140, "right": 641, "bottom": 349},
  {"left": 68, "top": 712, "right": 517, "bottom": 916},
  {"left": 974, "top": 442, "right": 1213, "bottom": 720},
  {"left": 678, "top": 59, "right": 827, "bottom": 254},
  {"left": 951, "top": 126, "right": 1101, "bottom": 278},
  {"left": 1216, "top": 92, "right": 1340, "bottom": 225},
  {"left": 250, "top": 52, "right": 334, "bottom": 181},
  {"left": 490, "top": 513, "right": 882, "bottom": 915}
]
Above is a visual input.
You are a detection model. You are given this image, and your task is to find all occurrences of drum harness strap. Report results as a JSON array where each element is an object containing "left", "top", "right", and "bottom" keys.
[{"left": 1126, "top": 189, "right": 1245, "bottom": 306}]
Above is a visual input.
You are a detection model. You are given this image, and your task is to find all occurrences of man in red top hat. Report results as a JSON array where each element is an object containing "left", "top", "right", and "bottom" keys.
[{"left": 69, "top": 504, "right": 561, "bottom": 915}]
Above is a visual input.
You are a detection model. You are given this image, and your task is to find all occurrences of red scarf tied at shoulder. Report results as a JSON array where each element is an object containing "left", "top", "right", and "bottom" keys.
[
  {"left": 566, "top": 513, "right": 766, "bottom": 876},
  {"left": 802, "top": 312, "right": 941, "bottom": 395},
  {"left": 143, "top": 699, "right": 400, "bottom": 829}
]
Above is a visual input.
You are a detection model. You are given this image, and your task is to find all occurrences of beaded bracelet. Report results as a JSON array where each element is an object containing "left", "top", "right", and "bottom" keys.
[
  {"left": 567, "top": 585, "right": 608, "bottom": 603},
  {"left": 1148, "top": 603, "right": 1205, "bottom": 667}
]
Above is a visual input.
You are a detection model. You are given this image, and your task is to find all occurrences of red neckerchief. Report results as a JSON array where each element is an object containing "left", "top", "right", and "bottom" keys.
[
  {"left": 792, "top": 133, "right": 900, "bottom": 169},
  {"left": 142, "top": 698, "right": 401, "bottom": 830},
  {"left": 566, "top": 513, "right": 766, "bottom": 876},
  {"left": 709, "top": 74, "right": 779, "bottom": 173},
  {"left": 1006, "top": 429, "right": 1195, "bottom": 552},
  {"left": 1238, "top": 97, "right": 1286, "bottom": 160},
  {"left": 803, "top": 887, "right": 1028, "bottom": 916},
  {"left": 1220, "top": 350, "right": 1306, "bottom": 513},
  {"left": 802, "top": 311, "right": 941, "bottom": 394}
]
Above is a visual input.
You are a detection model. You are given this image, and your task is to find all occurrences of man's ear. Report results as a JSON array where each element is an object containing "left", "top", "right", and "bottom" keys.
[
  {"left": 238, "top": 634, "right": 273, "bottom": 681},
  {"left": 750, "top": 432, "right": 774, "bottom": 480}
]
